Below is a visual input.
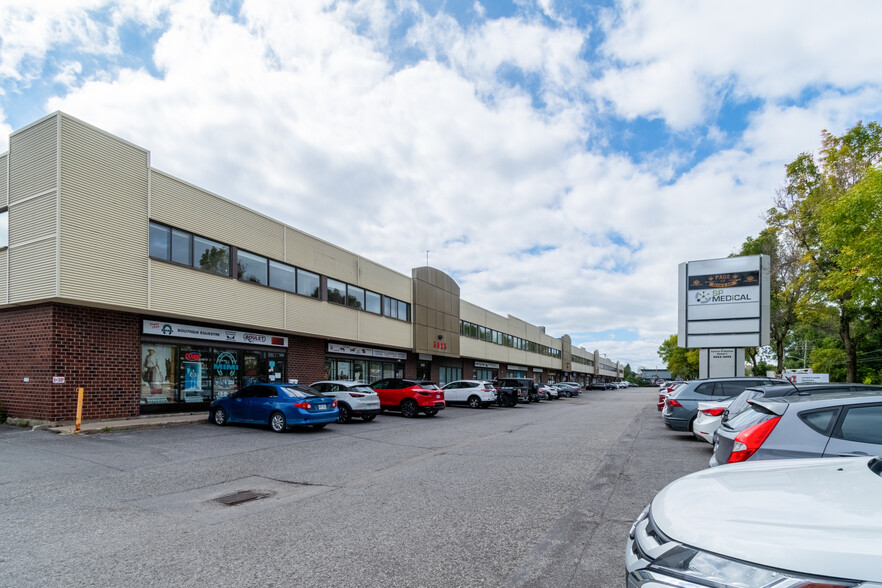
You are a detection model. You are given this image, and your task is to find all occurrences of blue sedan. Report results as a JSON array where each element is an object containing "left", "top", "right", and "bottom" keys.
[{"left": 210, "top": 383, "right": 338, "bottom": 432}]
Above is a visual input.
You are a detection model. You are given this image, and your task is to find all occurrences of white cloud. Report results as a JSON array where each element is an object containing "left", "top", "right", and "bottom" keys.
[{"left": 593, "top": 0, "right": 882, "bottom": 129}]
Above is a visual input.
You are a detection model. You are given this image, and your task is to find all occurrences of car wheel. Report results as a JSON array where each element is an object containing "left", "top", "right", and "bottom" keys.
[
  {"left": 270, "top": 411, "right": 287, "bottom": 433},
  {"left": 337, "top": 403, "right": 352, "bottom": 424},
  {"left": 467, "top": 395, "right": 481, "bottom": 409},
  {"left": 424, "top": 408, "right": 438, "bottom": 417},
  {"left": 401, "top": 399, "right": 419, "bottom": 418},
  {"left": 498, "top": 395, "right": 510, "bottom": 408},
  {"left": 362, "top": 414, "right": 376, "bottom": 422},
  {"left": 212, "top": 407, "right": 227, "bottom": 426}
]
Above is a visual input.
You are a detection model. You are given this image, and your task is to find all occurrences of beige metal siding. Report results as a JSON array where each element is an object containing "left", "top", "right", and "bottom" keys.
[
  {"left": 9, "top": 115, "right": 57, "bottom": 203},
  {"left": 0, "top": 153, "right": 7, "bottom": 208},
  {"left": 358, "top": 311, "right": 411, "bottom": 349},
  {"left": 58, "top": 116, "right": 149, "bottom": 307},
  {"left": 9, "top": 191, "right": 55, "bottom": 243},
  {"left": 357, "top": 257, "right": 411, "bottom": 301},
  {"left": 150, "top": 261, "right": 285, "bottom": 331},
  {"left": 286, "top": 295, "right": 358, "bottom": 340},
  {"left": 6, "top": 115, "right": 59, "bottom": 303},
  {"left": 151, "top": 170, "right": 285, "bottom": 260},
  {"left": 0, "top": 249, "right": 6, "bottom": 302},
  {"left": 8, "top": 239, "right": 55, "bottom": 302}
]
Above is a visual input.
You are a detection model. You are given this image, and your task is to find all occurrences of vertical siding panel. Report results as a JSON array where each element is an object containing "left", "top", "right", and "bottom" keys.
[
  {"left": 59, "top": 115, "right": 150, "bottom": 307},
  {"left": 0, "top": 153, "right": 8, "bottom": 208},
  {"left": 7, "top": 115, "right": 58, "bottom": 303}
]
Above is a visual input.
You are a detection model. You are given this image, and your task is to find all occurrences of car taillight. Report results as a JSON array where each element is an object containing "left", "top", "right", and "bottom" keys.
[
  {"left": 418, "top": 391, "right": 431, "bottom": 396},
  {"left": 728, "top": 416, "right": 781, "bottom": 463},
  {"left": 332, "top": 401, "right": 337, "bottom": 408},
  {"left": 294, "top": 402, "right": 312, "bottom": 409},
  {"left": 667, "top": 399, "right": 682, "bottom": 408},
  {"left": 700, "top": 407, "right": 726, "bottom": 416},
  {"left": 349, "top": 393, "right": 365, "bottom": 397}
]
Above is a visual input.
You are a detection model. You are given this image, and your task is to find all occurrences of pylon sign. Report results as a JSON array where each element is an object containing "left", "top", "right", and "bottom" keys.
[{"left": 678, "top": 255, "right": 770, "bottom": 348}]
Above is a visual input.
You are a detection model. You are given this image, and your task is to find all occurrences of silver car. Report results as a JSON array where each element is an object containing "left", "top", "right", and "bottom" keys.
[
  {"left": 627, "top": 456, "right": 882, "bottom": 586},
  {"left": 711, "top": 391, "right": 882, "bottom": 467}
]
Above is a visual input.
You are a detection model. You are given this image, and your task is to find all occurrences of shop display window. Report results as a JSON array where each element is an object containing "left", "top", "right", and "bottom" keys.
[{"left": 141, "top": 344, "right": 176, "bottom": 404}]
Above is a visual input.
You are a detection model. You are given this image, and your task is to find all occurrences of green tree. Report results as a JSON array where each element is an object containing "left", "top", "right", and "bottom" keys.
[
  {"left": 736, "top": 227, "right": 808, "bottom": 374},
  {"left": 818, "top": 167, "right": 882, "bottom": 307},
  {"left": 658, "top": 335, "right": 699, "bottom": 379},
  {"left": 770, "top": 122, "right": 882, "bottom": 381}
]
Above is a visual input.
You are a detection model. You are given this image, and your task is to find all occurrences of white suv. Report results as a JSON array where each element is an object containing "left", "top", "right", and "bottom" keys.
[
  {"left": 309, "top": 380, "right": 381, "bottom": 423},
  {"left": 441, "top": 380, "right": 497, "bottom": 408}
]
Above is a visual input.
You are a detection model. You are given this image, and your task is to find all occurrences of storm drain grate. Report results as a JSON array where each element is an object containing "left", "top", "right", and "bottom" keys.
[{"left": 214, "top": 489, "right": 273, "bottom": 506}]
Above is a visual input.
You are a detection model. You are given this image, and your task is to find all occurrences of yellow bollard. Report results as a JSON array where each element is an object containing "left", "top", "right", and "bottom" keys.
[{"left": 75, "top": 387, "right": 84, "bottom": 433}]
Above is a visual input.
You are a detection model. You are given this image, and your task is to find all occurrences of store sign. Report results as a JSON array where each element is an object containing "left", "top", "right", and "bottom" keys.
[
  {"left": 507, "top": 365, "right": 528, "bottom": 371},
  {"left": 678, "top": 255, "right": 770, "bottom": 349},
  {"left": 143, "top": 320, "right": 287, "bottom": 347},
  {"left": 327, "top": 343, "right": 407, "bottom": 360},
  {"left": 475, "top": 361, "right": 499, "bottom": 369}
]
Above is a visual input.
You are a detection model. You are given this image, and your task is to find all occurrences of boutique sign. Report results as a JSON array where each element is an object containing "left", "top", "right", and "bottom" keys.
[
  {"left": 143, "top": 320, "right": 288, "bottom": 347},
  {"left": 678, "top": 255, "right": 770, "bottom": 349}
]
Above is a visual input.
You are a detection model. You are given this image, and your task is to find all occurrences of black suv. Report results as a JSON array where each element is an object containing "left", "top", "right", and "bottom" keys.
[{"left": 495, "top": 378, "right": 539, "bottom": 405}]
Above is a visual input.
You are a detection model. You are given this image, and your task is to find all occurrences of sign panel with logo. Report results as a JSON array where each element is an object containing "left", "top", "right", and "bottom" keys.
[
  {"left": 143, "top": 320, "right": 287, "bottom": 347},
  {"left": 678, "top": 255, "right": 770, "bottom": 349}
]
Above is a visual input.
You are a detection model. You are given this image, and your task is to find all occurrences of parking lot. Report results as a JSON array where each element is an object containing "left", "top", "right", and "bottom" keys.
[{"left": 0, "top": 387, "right": 710, "bottom": 587}]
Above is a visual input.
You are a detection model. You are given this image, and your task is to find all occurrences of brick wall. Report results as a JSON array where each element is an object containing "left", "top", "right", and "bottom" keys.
[
  {"left": 0, "top": 303, "right": 141, "bottom": 422},
  {"left": 286, "top": 336, "right": 328, "bottom": 385}
]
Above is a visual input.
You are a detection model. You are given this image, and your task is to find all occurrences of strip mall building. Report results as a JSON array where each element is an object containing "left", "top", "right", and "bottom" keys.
[{"left": 0, "top": 112, "right": 622, "bottom": 422}]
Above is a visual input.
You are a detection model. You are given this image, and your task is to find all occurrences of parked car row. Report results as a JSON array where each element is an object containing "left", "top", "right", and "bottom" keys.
[
  {"left": 629, "top": 377, "right": 882, "bottom": 585},
  {"left": 209, "top": 377, "right": 619, "bottom": 432}
]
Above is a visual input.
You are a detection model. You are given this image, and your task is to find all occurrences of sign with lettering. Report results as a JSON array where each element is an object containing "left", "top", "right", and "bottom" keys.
[
  {"left": 678, "top": 255, "right": 769, "bottom": 349},
  {"left": 143, "top": 320, "right": 287, "bottom": 347}
]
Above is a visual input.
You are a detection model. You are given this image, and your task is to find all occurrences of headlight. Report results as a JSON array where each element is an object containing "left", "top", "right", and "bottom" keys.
[{"left": 649, "top": 543, "right": 859, "bottom": 588}]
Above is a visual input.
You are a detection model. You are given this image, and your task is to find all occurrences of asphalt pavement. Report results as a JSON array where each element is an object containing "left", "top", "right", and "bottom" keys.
[{"left": 0, "top": 387, "right": 711, "bottom": 587}]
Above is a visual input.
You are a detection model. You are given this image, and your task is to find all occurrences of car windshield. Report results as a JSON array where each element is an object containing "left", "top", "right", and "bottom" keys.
[{"left": 278, "top": 386, "right": 322, "bottom": 398}]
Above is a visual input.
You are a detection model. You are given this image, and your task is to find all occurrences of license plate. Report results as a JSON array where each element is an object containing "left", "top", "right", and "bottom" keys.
[
  {"left": 316, "top": 404, "right": 327, "bottom": 410},
  {"left": 436, "top": 394, "right": 441, "bottom": 399}
]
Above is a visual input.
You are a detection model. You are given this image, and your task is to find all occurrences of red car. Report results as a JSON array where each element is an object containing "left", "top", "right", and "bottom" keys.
[{"left": 370, "top": 378, "right": 446, "bottom": 418}]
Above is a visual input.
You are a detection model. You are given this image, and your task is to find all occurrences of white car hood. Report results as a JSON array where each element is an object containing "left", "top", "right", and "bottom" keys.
[{"left": 652, "top": 457, "right": 882, "bottom": 581}]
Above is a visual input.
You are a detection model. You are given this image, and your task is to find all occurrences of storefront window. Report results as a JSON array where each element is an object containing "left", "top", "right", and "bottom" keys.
[
  {"left": 352, "top": 360, "right": 367, "bottom": 382},
  {"left": 417, "top": 361, "right": 431, "bottom": 381},
  {"left": 180, "top": 347, "right": 211, "bottom": 402},
  {"left": 475, "top": 368, "right": 495, "bottom": 381},
  {"left": 242, "top": 351, "right": 266, "bottom": 387},
  {"left": 369, "top": 362, "right": 381, "bottom": 383},
  {"left": 439, "top": 367, "right": 461, "bottom": 386},
  {"left": 141, "top": 344, "right": 176, "bottom": 404},
  {"left": 213, "top": 349, "right": 239, "bottom": 398},
  {"left": 267, "top": 353, "right": 285, "bottom": 383}
]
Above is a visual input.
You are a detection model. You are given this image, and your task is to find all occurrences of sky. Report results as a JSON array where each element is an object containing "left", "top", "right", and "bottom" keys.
[{"left": 1, "top": 0, "right": 881, "bottom": 372}]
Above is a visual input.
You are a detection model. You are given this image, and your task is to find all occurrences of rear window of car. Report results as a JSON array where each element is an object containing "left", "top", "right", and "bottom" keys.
[
  {"left": 419, "top": 383, "right": 441, "bottom": 390},
  {"left": 694, "top": 382, "right": 716, "bottom": 396},
  {"left": 279, "top": 386, "right": 321, "bottom": 398},
  {"left": 351, "top": 386, "right": 375, "bottom": 394},
  {"left": 726, "top": 403, "right": 775, "bottom": 431},
  {"left": 799, "top": 407, "right": 840, "bottom": 435}
]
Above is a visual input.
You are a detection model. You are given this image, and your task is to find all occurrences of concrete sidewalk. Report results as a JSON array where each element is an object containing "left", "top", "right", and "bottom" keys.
[{"left": 47, "top": 412, "right": 208, "bottom": 435}]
